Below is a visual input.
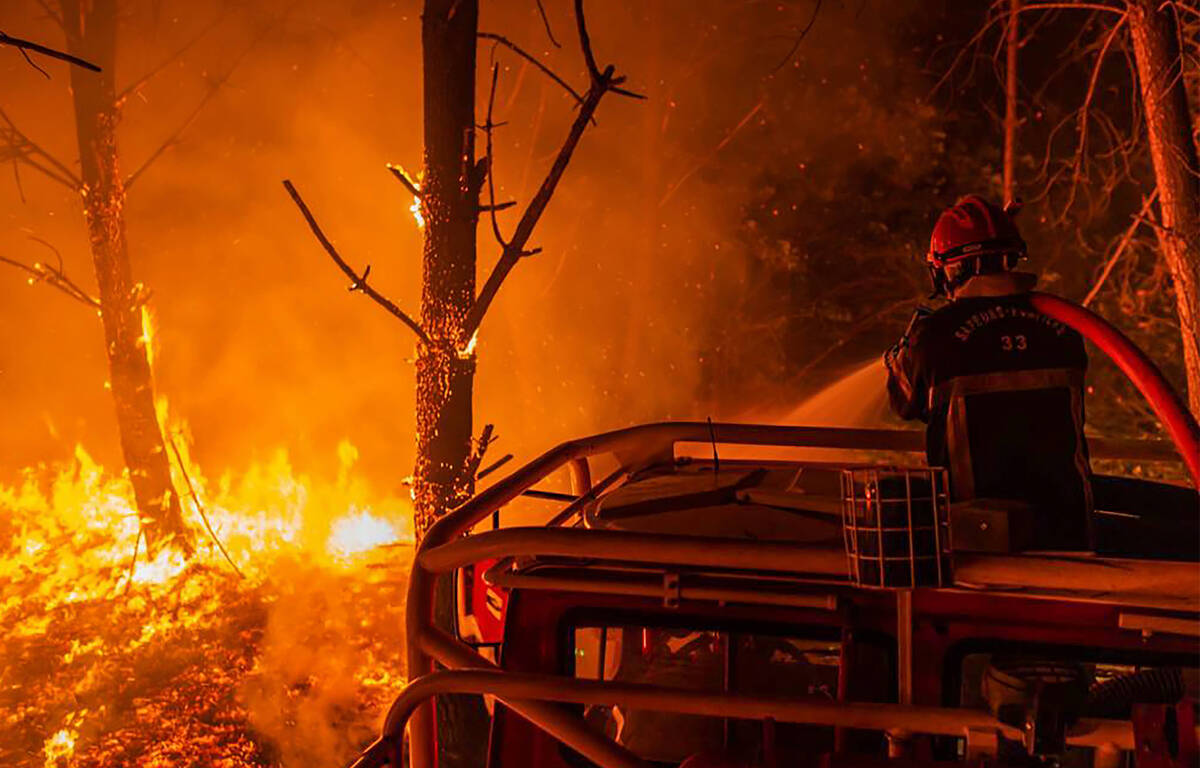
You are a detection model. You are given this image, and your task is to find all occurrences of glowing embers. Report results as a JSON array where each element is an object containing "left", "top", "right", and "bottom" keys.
[
  {"left": 42, "top": 726, "right": 75, "bottom": 767},
  {"left": 1, "top": 435, "right": 413, "bottom": 765}
]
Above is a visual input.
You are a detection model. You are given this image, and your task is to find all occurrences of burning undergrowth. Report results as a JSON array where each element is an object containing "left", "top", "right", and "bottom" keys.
[{"left": 1, "top": 438, "right": 413, "bottom": 767}]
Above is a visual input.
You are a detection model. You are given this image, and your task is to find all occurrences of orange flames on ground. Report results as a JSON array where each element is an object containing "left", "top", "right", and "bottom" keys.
[{"left": 1, "top": 420, "right": 415, "bottom": 767}]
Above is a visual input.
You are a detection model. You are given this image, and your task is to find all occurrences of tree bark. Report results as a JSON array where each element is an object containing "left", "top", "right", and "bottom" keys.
[
  {"left": 1003, "top": 0, "right": 1019, "bottom": 205},
  {"left": 416, "top": 0, "right": 481, "bottom": 539},
  {"left": 62, "top": 0, "right": 187, "bottom": 553},
  {"left": 419, "top": 2, "right": 488, "bottom": 766},
  {"left": 1127, "top": 0, "right": 1200, "bottom": 416}
]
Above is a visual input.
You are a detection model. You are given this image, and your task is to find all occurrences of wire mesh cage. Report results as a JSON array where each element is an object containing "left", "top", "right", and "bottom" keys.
[{"left": 840, "top": 467, "right": 950, "bottom": 588}]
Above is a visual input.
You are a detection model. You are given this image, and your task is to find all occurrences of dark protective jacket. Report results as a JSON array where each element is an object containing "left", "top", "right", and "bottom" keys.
[{"left": 884, "top": 272, "right": 1092, "bottom": 550}]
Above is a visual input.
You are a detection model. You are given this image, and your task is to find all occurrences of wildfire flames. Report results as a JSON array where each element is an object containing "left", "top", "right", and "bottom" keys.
[{"left": 1, "top": 426, "right": 415, "bottom": 766}]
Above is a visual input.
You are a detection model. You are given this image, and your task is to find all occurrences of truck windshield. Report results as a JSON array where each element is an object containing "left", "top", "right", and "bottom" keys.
[{"left": 572, "top": 623, "right": 841, "bottom": 765}]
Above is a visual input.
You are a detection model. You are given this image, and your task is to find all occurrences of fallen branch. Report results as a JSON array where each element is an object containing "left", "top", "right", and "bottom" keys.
[
  {"left": 0, "top": 30, "right": 100, "bottom": 73},
  {"left": 167, "top": 435, "right": 244, "bottom": 580},
  {"left": 283, "top": 179, "right": 431, "bottom": 346}
]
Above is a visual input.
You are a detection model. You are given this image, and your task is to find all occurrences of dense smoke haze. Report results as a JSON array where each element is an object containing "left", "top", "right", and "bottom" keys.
[{"left": 0, "top": 0, "right": 937, "bottom": 489}]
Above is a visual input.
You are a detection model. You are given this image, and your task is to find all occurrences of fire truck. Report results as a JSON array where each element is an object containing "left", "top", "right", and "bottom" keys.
[{"left": 351, "top": 293, "right": 1200, "bottom": 768}]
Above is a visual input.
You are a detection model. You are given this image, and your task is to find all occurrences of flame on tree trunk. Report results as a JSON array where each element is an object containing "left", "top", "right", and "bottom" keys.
[
  {"left": 1127, "top": 0, "right": 1200, "bottom": 417},
  {"left": 62, "top": 0, "right": 187, "bottom": 553}
]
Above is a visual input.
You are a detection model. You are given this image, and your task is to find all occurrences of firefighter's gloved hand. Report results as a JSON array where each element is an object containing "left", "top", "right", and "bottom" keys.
[
  {"left": 883, "top": 341, "right": 903, "bottom": 374},
  {"left": 886, "top": 306, "right": 932, "bottom": 368}
]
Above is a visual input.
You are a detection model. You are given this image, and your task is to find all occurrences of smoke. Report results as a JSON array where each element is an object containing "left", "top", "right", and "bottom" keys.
[
  {"left": 1, "top": 0, "right": 936, "bottom": 491},
  {"left": 239, "top": 554, "right": 410, "bottom": 768}
]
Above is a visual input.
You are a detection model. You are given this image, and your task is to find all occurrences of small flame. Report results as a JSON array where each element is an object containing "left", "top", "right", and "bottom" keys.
[
  {"left": 43, "top": 728, "right": 76, "bottom": 766},
  {"left": 410, "top": 195, "right": 424, "bottom": 229},
  {"left": 458, "top": 331, "right": 478, "bottom": 359},
  {"left": 139, "top": 305, "right": 156, "bottom": 371}
]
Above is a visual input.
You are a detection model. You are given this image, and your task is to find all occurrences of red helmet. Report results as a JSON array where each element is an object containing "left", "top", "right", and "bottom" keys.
[{"left": 928, "top": 195, "right": 1026, "bottom": 267}]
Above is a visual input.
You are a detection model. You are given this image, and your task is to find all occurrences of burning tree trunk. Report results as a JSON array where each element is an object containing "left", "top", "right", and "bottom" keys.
[
  {"left": 417, "top": 3, "right": 490, "bottom": 767},
  {"left": 62, "top": 0, "right": 187, "bottom": 552},
  {"left": 414, "top": 0, "right": 483, "bottom": 539},
  {"left": 1127, "top": 0, "right": 1200, "bottom": 416},
  {"left": 285, "top": 14, "right": 637, "bottom": 761}
]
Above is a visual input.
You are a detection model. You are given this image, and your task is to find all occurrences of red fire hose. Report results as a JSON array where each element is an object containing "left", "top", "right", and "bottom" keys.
[{"left": 1029, "top": 292, "right": 1200, "bottom": 487}]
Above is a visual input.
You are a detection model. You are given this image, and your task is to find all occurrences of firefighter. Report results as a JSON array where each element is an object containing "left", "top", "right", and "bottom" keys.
[{"left": 884, "top": 195, "right": 1092, "bottom": 551}]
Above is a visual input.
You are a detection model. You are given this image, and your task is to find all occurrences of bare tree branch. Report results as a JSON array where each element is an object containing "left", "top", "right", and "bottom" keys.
[
  {"left": 282, "top": 180, "right": 431, "bottom": 346},
  {"left": 464, "top": 0, "right": 641, "bottom": 338},
  {"left": 0, "top": 239, "right": 101, "bottom": 309},
  {"left": 125, "top": 25, "right": 268, "bottom": 189},
  {"left": 660, "top": 98, "right": 764, "bottom": 207},
  {"left": 31, "top": 0, "right": 66, "bottom": 32},
  {"left": 930, "top": 0, "right": 1123, "bottom": 101},
  {"left": 483, "top": 63, "right": 510, "bottom": 250},
  {"left": 0, "top": 107, "right": 82, "bottom": 190},
  {"left": 770, "top": 0, "right": 823, "bottom": 74},
  {"left": 1060, "top": 12, "right": 1128, "bottom": 217},
  {"left": 1082, "top": 191, "right": 1157, "bottom": 307},
  {"left": 478, "top": 32, "right": 585, "bottom": 105},
  {"left": 0, "top": 30, "right": 100, "bottom": 72},
  {"left": 463, "top": 423, "right": 496, "bottom": 482},
  {"left": 534, "top": 0, "right": 562, "bottom": 48},
  {"left": 117, "top": 12, "right": 226, "bottom": 103}
]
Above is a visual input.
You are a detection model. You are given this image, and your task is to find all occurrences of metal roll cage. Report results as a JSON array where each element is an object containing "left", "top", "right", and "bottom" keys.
[{"left": 371, "top": 421, "right": 1197, "bottom": 768}]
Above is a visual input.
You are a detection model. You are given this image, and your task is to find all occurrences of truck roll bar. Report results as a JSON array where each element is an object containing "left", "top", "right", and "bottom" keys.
[
  {"left": 370, "top": 668, "right": 1181, "bottom": 768},
  {"left": 404, "top": 422, "right": 1192, "bottom": 768}
]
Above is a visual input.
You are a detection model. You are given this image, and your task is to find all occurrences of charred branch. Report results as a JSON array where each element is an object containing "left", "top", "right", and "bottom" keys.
[
  {"left": 0, "top": 30, "right": 100, "bottom": 73},
  {"left": 478, "top": 32, "right": 585, "bottom": 106},
  {"left": 464, "top": 423, "right": 496, "bottom": 481},
  {"left": 0, "top": 107, "right": 82, "bottom": 190},
  {"left": 475, "top": 452, "right": 513, "bottom": 480},
  {"left": 387, "top": 163, "right": 423, "bottom": 198},
  {"left": 464, "top": 0, "right": 641, "bottom": 338},
  {"left": 167, "top": 436, "right": 244, "bottom": 579},
  {"left": 282, "top": 179, "right": 432, "bottom": 346},
  {"left": 534, "top": 0, "right": 562, "bottom": 48},
  {"left": 483, "top": 63, "right": 509, "bottom": 250},
  {"left": 0, "top": 238, "right": 101, "bottom": 309}
]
